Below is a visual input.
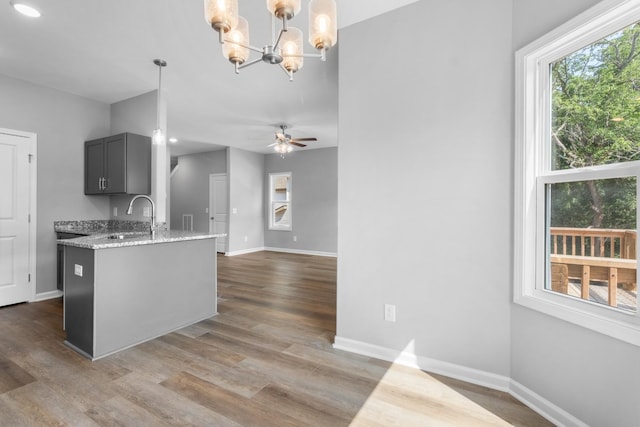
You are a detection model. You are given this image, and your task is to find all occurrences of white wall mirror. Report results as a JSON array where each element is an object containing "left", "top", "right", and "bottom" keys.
[{"left": 269, "top": 172, "right": 292, "bottom": 231}]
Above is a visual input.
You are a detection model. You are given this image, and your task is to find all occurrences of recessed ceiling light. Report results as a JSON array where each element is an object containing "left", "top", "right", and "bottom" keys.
[
  {"left": 10, "top": 1, "right": 41, "bottom": 18},
  {"left": 169, "top": 137, "right": 178, "bottom": 143}
]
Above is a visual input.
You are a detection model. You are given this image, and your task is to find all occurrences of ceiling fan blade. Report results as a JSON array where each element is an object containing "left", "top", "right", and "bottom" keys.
[
  {"left": 267, "top": 142, "right": 278, "bottom": 147},
  {"left": 290, "top": 137, "right": 317, "bottom": 142},
  {"left": 289, "top": 141, "right": 307, "bottom": 147}
]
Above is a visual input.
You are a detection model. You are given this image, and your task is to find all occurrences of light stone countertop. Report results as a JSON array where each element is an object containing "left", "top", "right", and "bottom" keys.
[{"left": 57, "top": 230, "right": 225, "bottom": 250}]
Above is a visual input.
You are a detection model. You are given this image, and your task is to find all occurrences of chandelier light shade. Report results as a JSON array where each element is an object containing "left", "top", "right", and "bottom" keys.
[
  {"left": 308, "top": 0, "right": 337, "bottom": 50},
  {"left": 204, "top": 0, "right": 239, "bottom": 33},
  {"left": 281, "top": 27, "right": 304, "bottom": 73},
  {"left": 223, "top": 16, "right": 250, "bottom": 64},
  {"left": 204, "top": 0, "right": 337, "bottom": 81},
  {"left": 267, "top": 0, "right": 301, "bottom": 19}
]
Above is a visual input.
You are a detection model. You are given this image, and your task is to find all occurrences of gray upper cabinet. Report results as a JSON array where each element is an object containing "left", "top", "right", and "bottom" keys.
[{"left": 84, "top": 133, "right": 151, "bottom": 195}]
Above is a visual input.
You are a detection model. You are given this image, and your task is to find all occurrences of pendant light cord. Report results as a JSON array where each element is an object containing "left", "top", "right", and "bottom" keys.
[
  {"left": 156, "top": 64, "right": 161, "bottom": 129},
  {"left": 153, "top": 59, "right": 167, "bottom": 131}
]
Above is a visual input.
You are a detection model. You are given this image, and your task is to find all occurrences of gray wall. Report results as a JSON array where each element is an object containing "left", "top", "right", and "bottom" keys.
[
  {"left": 338, "top": 1, "right": 639, "bottom": 426},
  {"left": 170, "top": 150, "right": 227, "bottom": 232},
  {"left": 227, "top": 147, "right": 264, "bottom": 254},
  {"left": 109, "top": 91, "right": 160, "bottom": 223},
  {"left": 511, "top": 1, "right": 640, "bottom": 425},
  {"left": 264, "top": 147, "right": 337, "bottom": 254},
  {"left": 338, "top": 0, "right": 512, "bottom": 375},
  {"left": 0, "top": 74, "right": 110, "bottom": 294}
]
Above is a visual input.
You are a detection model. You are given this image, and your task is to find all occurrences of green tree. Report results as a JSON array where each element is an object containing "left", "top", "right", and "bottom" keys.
[{"left": 551, "top": 22, "right": 640, "bottom": 229}]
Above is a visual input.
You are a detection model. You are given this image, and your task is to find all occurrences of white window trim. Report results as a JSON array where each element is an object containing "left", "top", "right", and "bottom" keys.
[{"left": 514, "top": 0, "right": 640, "bottom": 346}]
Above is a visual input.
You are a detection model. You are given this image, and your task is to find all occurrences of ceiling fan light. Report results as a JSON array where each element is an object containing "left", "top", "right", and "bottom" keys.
[
  {"left": 267, "top": 0, "right": 300, "bottom": 20},
  {"left": 223, "top": 16, "right": 250, "bottom": 64},
  {"left": 281, "top": 27, "right": 304, "bottom": 73},
  {"left": 204, "top": 0, "right": 238, "bottom": 33},
  {"left": 308, "top": 0, "right": 337, "bottom": 50}
]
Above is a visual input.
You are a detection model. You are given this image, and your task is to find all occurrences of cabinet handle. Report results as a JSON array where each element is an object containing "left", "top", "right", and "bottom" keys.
[
  {"left": 103, "top": 177, "right": 107, "bottom": 190},
  {"left": 98, "top": 177, "right": 103, "bottom": 190}
]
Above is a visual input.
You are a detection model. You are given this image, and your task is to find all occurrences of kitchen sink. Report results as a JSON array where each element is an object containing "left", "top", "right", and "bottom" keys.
[{"left": 106, "top": 233, "right": 148, "bottom": 240}]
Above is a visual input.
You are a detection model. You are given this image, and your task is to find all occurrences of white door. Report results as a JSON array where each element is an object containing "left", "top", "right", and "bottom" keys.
[
  {"left": 0, "top": 129, "right": 35, "bottom": 306},
  {"left": 209, "top": 174, "right": 228, "bottom": 253}
]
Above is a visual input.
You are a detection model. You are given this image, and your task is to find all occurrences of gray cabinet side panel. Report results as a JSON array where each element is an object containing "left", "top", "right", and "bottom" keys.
[
  {"left": 93, "top": 239, "right": 216, "bottom": 358},
  {"left": 64, "top": 246, "right": 95, "bottom": 356},
  {"left": 124, "top": 133, "right": 151, "bottom": 195}
]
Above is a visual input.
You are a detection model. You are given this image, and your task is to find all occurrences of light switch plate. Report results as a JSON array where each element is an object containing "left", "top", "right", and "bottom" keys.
[
  {"left": 74, "top": 264, "right": 83, "bottom": 277},
  {"left": 232, "top": 208, "right": 238, "bottom": 214}
]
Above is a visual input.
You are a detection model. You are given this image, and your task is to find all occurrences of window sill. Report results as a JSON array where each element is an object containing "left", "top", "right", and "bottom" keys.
[{"left": 515, "top": 291, "right": 640, "bottom": 347}]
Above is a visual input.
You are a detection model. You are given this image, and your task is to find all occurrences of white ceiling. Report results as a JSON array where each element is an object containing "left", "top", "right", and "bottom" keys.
[{"left": 0, "top": 0, "right": 418, "bottom": 156}]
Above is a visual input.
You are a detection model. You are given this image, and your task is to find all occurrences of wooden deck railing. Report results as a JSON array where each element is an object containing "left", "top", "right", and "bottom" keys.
[{"left": 549, "top": 227, "right": 637, "bottom": 308}]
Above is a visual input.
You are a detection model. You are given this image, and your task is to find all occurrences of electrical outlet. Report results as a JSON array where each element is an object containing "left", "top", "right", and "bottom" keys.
[
  {"left": 74, "top": 264, "right": 83, "bottom": 277},
  {"left": 244, "top": 235, "right": 248, "bottom": 242},
  {"left": 143, "top": 206, "right": 151, "bottom": 217},
  {"left": 205, "top": 207, "right": 209, "bottom": 213},
  {"left": 384, "top": 304, "right": 396, "bottom": 322},
  {"left": 293, "top": 236, "right": 297, "bottom": 242},
  {"left": 233, "top": 208, "right": 238, "bottom": 214},
  {"left": 113, "top": 207, "right": 117, "bottom": 216}
]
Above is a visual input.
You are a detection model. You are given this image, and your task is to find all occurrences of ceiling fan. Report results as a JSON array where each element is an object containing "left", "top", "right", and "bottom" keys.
[{"left": 268, "top": 124, "right": 317, "bottom": 157}]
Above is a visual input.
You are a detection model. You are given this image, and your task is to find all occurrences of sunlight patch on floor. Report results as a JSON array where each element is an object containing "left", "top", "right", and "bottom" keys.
[{"left": 349, "top": 340, "right": 513, "bottom": 426}]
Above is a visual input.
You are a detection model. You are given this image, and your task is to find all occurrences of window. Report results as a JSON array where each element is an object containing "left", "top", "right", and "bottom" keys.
[
  {"left": 515, "top": 0, "right": 640, "bottom": 345},
  {"left": 269, "top": 172, "right": 292, "bottom": 231}
]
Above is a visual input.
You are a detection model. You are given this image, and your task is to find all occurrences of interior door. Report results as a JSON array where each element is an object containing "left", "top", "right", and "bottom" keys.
[
  {"left": 0, "top": 130, "right": 34, "bottom": 306},
  {"left": 209, "top": 174, "right": 228, "bottom": 253}
]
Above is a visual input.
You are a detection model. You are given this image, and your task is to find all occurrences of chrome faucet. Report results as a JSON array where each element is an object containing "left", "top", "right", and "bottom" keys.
[{"left": 127, "top": 195, "right": 156, "bottom": 236}]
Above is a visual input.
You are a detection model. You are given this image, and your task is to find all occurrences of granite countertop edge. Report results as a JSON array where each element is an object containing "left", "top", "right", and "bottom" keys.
[{"left": 58, "top": 231, "right": 225, "bottom": 250}]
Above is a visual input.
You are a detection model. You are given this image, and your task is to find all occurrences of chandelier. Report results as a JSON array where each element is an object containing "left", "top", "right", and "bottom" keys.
[{"left": 204, "top": 0, "right": 337, "bottom": 81}]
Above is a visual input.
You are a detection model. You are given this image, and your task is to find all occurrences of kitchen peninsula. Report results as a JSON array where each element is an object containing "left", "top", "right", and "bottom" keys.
[{"left": 57, "top": 224, "right": 223, "bottom": 360}]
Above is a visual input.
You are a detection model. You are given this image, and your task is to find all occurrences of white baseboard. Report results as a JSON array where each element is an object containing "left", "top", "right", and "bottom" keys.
[
  {"left": 333, "top": 336, "right": 586, "bottom": 427},
  {"left": 333, "top": 336, "right": 510, "bottom": 391},
  {"left": 509, "top": 380, "right": 588, "bottom": 427},
  {"left": 225, "top": 247, "right": 265, "bottom": 256},
  {"left": 226, "top": 247, "right": 337, "bottom": 257},
  {"left": 264, "top": 247, "right": 337, "bottom": 257},
  {"left": 32, "top": 289, "right": 63, "bottom": 302}
]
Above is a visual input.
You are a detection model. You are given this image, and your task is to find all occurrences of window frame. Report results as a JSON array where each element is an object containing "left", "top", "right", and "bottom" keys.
[
  {"left": 514, "top": 0, "right": 640, "bottom": 346},
  {"left": 268, "top": 172, "right": 292, "bottom": 231}
]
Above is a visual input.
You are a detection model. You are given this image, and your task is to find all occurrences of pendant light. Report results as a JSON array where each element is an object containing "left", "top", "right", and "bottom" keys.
[{"left": 152, "top": 59, "right": 167, "bottom": 145}]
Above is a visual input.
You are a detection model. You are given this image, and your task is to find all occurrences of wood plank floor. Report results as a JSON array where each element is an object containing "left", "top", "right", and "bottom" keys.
[{"left": 0, "top": 251, "right": 554, "bottom": 426}]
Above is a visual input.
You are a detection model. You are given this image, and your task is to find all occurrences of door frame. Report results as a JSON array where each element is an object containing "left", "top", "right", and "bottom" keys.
[
  {"left": 0, "top": 127, "right": 37, "bottom": 301},
  {"left": 209, "top": 173, "right": 228, "bottom": 254}
]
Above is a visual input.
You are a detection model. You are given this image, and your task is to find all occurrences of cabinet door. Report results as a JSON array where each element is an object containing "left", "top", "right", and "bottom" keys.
[
  {"left": 85, "top": 139, "right": 104, "bottom": 194},
  {"left": 104, "top": 135, "right": 126, "bottom": 194},
  {"left": 57, "top": 244, "right": 64, "bottom": 291}
]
